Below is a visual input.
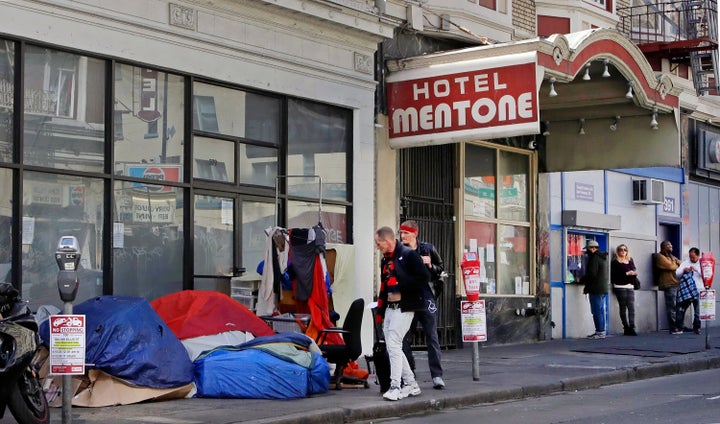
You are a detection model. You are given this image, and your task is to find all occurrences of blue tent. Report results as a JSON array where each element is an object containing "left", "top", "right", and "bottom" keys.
[{"left": 42, "top": 296, "right": 193, "bottom": 388}]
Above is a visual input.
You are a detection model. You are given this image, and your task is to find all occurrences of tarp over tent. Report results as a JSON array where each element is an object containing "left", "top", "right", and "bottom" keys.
[
  {"left": 41, "top": 296, "right": 194, "bottom": 389},
  {"left": 193, "top": 332, "right": 330, "bottom": 399},
  {"left": 151, "top": 290, "right": 275, "bottom": 340}
]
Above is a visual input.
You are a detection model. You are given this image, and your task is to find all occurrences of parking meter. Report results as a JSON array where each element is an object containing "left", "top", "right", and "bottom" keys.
[{"left": 55, "top": 236, "right": 80, "bottom": 302}]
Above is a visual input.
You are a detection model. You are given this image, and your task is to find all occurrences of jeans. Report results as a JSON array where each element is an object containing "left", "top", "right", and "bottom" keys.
[
  {"left": 402, "top": 299, "right": 443, "bottom": 379},
  {"left": 613, "top": 288, "right": 635, "bottom": 329},
  {"left": 676, "top": 297, "right": 701, "bottom": 331},
  {"left": 663, "top": 286, "right": 678, "bottom": 330},
  {"left": 588, "top": 293, "right": 607, "bottom": 334},
  {"left": 383, "top": 308, "right": 416, "bottom": 389}
]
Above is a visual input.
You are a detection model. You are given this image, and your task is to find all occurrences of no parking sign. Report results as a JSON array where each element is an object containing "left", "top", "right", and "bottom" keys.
[{"left": 700, "top": 290, "right": 715, "bottom": 321}]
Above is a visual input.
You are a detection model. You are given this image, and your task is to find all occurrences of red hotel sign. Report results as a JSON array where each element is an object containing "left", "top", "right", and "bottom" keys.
[{"left": 386, "top": 52, "right": 539, "bottom": 148}]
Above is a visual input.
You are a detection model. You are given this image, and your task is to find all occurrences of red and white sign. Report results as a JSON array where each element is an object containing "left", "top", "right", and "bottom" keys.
[
  {"left": 49, "top": 315, "right": 86, "bottom": 375},
  {"left": 700, "top": 290, "right": 715, "bottom": 321},
  {"left": 386, "top": 52, "right": 539, "bottom": 148},
  {"left": 461, "top": 300, "right": 487, "bottom": 342}
]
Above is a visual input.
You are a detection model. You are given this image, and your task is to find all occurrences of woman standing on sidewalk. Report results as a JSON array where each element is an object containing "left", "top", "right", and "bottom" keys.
[{"left": 610, "top": 244, "right": 638, "bottom": 336}]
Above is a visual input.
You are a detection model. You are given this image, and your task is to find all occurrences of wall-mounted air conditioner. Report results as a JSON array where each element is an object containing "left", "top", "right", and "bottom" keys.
[{"left": 632, "top": 178, "right": 664, "bottom": 204}]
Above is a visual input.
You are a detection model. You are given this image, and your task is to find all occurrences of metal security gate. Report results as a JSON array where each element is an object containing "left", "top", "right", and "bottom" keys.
[{"left": 399, "top": 144, "right": 457, "bottom": 349}]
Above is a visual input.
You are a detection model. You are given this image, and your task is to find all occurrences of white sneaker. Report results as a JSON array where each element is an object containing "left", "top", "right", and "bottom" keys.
[
  {"left": 401, "top": 382, "right": 421, "bottom": 397},
  {"left": 383, "top": 386, "right": 404, "bottom": 401},
  {"left": 432, "top": 376, "right": 445, "bottom": 389}
]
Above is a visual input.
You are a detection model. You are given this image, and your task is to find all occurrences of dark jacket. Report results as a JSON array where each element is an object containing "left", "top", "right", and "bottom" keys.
[
  {"left": 379, "top": 241, "right": 430, "bottom": 315},
  {"left": 415, "top": 240, "right": 444, "bottom": 300},
  {"left": 581, "top": 250, "right": 609, "bottom": 295}
]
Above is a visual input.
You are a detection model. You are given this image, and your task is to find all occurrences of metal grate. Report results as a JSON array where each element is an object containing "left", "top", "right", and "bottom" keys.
[{"left": 399, "top": 144, "right": 457, "bottom": 349}]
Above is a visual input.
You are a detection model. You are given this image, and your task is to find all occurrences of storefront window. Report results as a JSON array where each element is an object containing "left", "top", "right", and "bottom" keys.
[
  {"left": 0, "top": 39, "right": 13, "bottom": 163},
  {"left": 287, "top": 99, "right": 350, "bottom": 202},
  {"left": 193, "top": 194, "right": 234, "bottom": 276},
  {"left": 114, "top": 64, "right": 185, "bottom": 177},
  {"left": 463, "top": 144, "right": 532, "bottom": 295},
  {"left": 498, "top": 150, "right": 528, "bottom": 221},
  {"left": 23, "top": 46, "right": 105, "bottom": 172},
  {"left": 242, "top": 200, "right": 275, "bottom": 278},
  {"left": 464, "top": 145, "right": 496, "bottom": 218},
  {"left": 288, "top": 201, "right": 347, "bottom": 243},
  {"left": 113, "top": 180, "right": 183, "bottom": 300},
  {"left": 240, "top": 144, "right": 277, "bottom": 187},
  {"left": 22, "top": 172, "right": 104, "bottom": 309},
  {"left": 193, "top": 83, "right": 281, "bottom": 144},
  {"left": 193, "top": 136, "right": 234, "bottom": 183},
  {"left": 0, "top": 168, "right": 11, "bottom": 283}
]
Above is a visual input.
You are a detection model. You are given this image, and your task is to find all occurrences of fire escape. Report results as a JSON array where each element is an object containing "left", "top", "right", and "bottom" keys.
[{"left": 619, "top": 0, "right": 719, "bottom": 96}]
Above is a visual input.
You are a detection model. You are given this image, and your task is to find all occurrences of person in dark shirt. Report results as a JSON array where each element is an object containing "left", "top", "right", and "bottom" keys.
[
  {"left": 610, "top": 244, "right": 638, "bottom": 336},
  {"left": 581, "top": 240, "right": 609, "bottom": 339}
]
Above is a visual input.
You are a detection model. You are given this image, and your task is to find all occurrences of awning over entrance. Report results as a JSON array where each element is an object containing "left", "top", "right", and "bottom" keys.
[{"left": 386, "top": 29, "right": 682, "bottom": 172}]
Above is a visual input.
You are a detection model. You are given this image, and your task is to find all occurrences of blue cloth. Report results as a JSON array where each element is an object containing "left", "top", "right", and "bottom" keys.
[{"left": 677, "top": 272, "right": 699, "bottom": 303}]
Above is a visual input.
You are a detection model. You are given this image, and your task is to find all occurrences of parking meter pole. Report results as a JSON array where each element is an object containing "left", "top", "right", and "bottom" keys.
[
  {"left": 56, "top": 236, "right": 81, "bottom": 424},
  {"left": 472, "top": 342, "right": 480, "bottom": 381},
  {"left": 700, "top": 252, "right": 715, "bottom": 350},
  {"left": 62, "top": 301, "right": 73, "bottom": 424}
]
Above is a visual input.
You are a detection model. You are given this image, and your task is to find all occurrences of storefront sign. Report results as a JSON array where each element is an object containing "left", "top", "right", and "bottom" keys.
[
  {"left": 574, "top": 182, "right": 594, "bottom": 201},
  {"left": 49, "top": 314, "right": 86, "bottom": 375},
  {"left": 386, "top": 52, "right": 539, "bottom": 148},
  {"left": 132, "top": 198, "right": 176, "bottom": 223},
  {"left": 461, "top": 300, "right": 487, "bottom": 342}
]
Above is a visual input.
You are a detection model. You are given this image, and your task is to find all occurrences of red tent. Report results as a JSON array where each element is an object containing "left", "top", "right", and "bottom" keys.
[{"left": 151, "top": 290, "right": 274, "bottom": 340}]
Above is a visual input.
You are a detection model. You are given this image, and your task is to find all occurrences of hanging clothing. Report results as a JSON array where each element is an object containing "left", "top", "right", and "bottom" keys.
[
  {"left": 290, "top": 225, "right": 326, "bottom": 302},
  {"left": 256, "top": 227, "right": 289, "bottom": 316}
]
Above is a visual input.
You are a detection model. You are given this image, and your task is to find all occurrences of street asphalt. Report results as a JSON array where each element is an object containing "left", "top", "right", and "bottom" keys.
[{"left": 35, "top": 328, "right": 720, "bottom": 424}]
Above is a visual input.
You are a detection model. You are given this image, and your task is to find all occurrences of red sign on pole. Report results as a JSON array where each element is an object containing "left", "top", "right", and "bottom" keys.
[{"left": 49, "top": 315, "right": 86, "bottom": 375}]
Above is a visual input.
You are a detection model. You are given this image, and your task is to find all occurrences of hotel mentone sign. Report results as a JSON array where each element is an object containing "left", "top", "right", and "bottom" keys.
[{"left": 386, "top": 52, "right": 540, "bottom": 148}]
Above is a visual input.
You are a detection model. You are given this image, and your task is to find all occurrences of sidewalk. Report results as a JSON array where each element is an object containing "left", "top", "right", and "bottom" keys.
[{"left": 39, "top": 330, "right": 720, "bottom": 424}]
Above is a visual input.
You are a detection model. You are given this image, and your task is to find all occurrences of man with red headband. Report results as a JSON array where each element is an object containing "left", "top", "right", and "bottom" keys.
[{"left": 398, "top": 220, "right": 446, "bottom": 389}]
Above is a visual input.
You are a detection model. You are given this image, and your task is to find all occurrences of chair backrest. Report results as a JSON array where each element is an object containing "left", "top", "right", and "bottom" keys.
[{"left": 341, "top": 298, "right": 364, "bottom": 361}]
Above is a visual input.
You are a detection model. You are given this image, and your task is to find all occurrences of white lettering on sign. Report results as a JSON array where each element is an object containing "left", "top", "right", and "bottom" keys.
[{"left": 386, "top": 53, "right": 538, "bottom": 147}]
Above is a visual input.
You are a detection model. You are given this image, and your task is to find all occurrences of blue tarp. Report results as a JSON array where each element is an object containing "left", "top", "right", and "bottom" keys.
[
  {"left": 193, "top": 333, "right": 330, "bottom": 399},
  {"left": 41, "top": 296, "right": 194, "bottom": 388}
]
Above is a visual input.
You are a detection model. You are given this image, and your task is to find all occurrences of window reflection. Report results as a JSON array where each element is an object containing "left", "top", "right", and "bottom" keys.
[
  {"left": 498, "top": 150, "right": 528, "bottom": 221},
  {"left": 23, "top": 46, "right": 105, "bottom": 172},
  {"left": 114, "top": 64, "right": 184, "bottom": 176},
  {"left": 464, "top": 145, "right": 496, "bottom": 218},
  {"left": 288, "top": 201, "right": 346, "bottom": 243},
  {"left": 193, "top": 194, "right": 234, "bottom": 276},
  {"left": 22, "top": 172, "right": 104, "bottom": 310},
  {"left": 193, "top": 136, "right": 234, "bottom": 183},
  {"left": 0, "top": 39, "right": 13, "bottom": 163},
  {"left": 287, "top": 99, "right": 349, "bottom": 202},
  {"left": 193, "top": 82, "right": 281, "bottom": 144},
  {"left": 0, "top": 168, "right": 11, "bottom": 283},
  {"left": 242, "top": 201, "right": 275, "bottom": 278},
  {"left": 113, "top": 180, "right": 183, "bottom": 300}
]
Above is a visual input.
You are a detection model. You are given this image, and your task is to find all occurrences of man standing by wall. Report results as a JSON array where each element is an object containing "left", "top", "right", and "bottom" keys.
[
  {"left": 655, "top": 240, "right": 682, "bottom": 334},
  {"left": 398, "top": 220, "right": 446, "bottom": 390},
  {"left": 374, "top": 226, "right": 430, "bottom": 401},
  {"left": 581, "top": 240, "right": 609, "bottom": 339},
  {"left": 675, "top": 247, "right": 703, "bottom": 334}
]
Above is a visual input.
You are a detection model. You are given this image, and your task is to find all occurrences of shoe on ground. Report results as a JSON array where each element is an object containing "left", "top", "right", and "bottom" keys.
[
  {"left": 383, "top": 386, "right": 405, "bottom": 401},
  {"left": 432, "top": 376, "right": 445, "bottom": 390},
  {"left": 624, "top": 328, "right": 637, "bottom": 336},
  {"left": 401, "top": 382, "right": 421, "bottom": 398},
  {"left": 588, "top": 332, "right": 605, "bottom": 339},
  {"left": 670, "top": 328, "right": 683, "bottom": 335},
  {"left": 694, "top": 328, "right": 701, "bottom": 335}
]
